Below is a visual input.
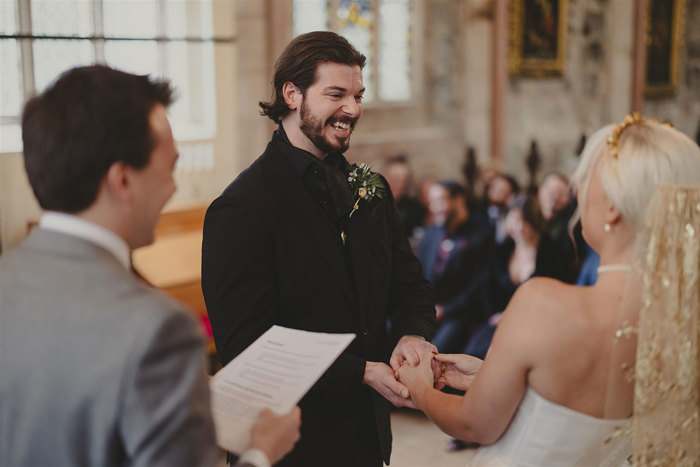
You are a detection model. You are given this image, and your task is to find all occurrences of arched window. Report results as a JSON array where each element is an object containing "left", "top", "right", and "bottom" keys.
[{"left": 293, "top": 0, "right": 413, "bottom": 104}]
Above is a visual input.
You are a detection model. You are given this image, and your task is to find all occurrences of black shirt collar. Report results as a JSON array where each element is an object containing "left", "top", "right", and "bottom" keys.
[{"left": 273, "top": 124, "right": 345, "bottom": 178}]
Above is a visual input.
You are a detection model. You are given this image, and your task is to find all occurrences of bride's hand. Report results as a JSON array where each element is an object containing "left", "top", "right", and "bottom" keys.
[
  {"left": 434, "top": 353, "right": 483, "bottom": 391},
  {"left": 397, "top": 349, "right": 435, "bottom": 395}
]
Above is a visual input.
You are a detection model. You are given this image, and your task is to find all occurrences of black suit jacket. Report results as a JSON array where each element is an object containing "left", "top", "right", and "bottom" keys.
[{"left": 201, "top": 132, "right": 435, "bottom": 466}]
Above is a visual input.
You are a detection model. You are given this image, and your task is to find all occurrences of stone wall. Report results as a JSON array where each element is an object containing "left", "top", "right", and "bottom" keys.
[
  {"left": 503, "top": 0, "right": 620, "bottom": 180},
  {"left": 644, "top": 0, "right": 700, "bottom": 140}
]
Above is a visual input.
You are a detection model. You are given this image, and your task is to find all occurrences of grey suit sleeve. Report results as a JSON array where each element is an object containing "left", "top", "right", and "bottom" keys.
[{"left": 119, "top": 307, "right": 218, "bottom": 467}]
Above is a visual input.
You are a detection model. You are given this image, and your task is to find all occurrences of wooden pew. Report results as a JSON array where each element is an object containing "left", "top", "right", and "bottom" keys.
[{"left": 132, "top": 206, "right": 218, "bottom": 370}]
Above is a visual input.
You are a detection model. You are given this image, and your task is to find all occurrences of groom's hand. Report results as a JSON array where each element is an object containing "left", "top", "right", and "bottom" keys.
[
  {"left": 363, "top": 361, "right": 416, "bottom": 408},
  {"left": 390, "top": 335, "right": 438, "bottom": 377}
]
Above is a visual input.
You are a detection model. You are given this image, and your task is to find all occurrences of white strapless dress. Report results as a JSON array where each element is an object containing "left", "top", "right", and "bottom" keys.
[{"left": 467, "top": 387, "right": 631, "bottom": 467}]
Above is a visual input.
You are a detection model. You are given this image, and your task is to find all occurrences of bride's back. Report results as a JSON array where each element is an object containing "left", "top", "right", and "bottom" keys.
[
  {"left": 523, "top": 276, "right": 630, "bottom": 419},
  {"left": 522, "top": 117, "right": 700, "bottom": 420}
]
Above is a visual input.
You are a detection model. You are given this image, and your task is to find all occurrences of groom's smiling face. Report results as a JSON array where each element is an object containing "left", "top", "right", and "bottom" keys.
[{"left": 297, "top": 62, "right": 365, "bottom": 156}]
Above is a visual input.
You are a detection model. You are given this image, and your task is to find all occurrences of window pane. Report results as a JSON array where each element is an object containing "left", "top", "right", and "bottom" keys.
[
  {"left": 337, "top": 0, "right": 373, "bottom": 100},
  {"left": 103, "top": 0, "right": 158, "bottom": 38},
  {"left": 164, "top": 0, "right": 214, "bottom": 39},
  {"left": 0, "top": 40, "right": 22, "bottom": 117},
  {"left": 105, "top": 40, "right": 159, "bottom": 75},
  {"left": 164, "top": 0, "right": 186, "bottom": 38},
  {"left": 0, "top": 0, "right": 18, "bottom": 34},
  {"left": 165, "top": 41, "right": 216, "bottom": 140},
  {"left": 379, "top": 0, "right": 411, "bottom": 101},
  {"left": 198, "top": 0, "right": 214, "bottom": 38},
  {"left": 31, "top": 0, "right": 92, "bottom": 36},
  {"left": 293, "top": 0, "right": 327, "bottom": 36},
  {"left": 165, "top": 41, "right": 190, "bottom": 124},
  {"left": 33, "top": 40, "right": 93, "bottom": 92}
]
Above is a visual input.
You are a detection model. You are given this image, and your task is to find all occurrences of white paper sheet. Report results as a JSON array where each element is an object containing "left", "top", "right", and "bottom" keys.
[{"left": 209, "top": 325, "right": 356, "bottom": 453}]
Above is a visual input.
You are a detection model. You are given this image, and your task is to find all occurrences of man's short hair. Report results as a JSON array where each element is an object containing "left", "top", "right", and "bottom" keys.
[
  {"left": 436, "top": 180, "right": 467, "bottom": 199},
  {"left": 22, "top": 65, "right": 174, "bottom": 213},
  {"left": 259, "top": 31, "right": 366, "bottom": 123}
]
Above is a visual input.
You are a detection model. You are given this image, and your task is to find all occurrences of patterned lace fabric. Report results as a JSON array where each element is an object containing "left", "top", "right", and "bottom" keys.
[{"left": 633, "top": 184, "right": 700, "bottom": 466}]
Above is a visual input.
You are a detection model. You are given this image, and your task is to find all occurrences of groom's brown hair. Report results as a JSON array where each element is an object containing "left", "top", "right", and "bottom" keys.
[{"left": 259, "top": 31, "right": 366, "bottom": 123}]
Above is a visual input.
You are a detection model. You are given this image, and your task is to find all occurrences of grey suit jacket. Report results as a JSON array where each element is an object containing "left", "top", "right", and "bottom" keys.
[{"left": 0, "top": 228, "right": 218, "bottom": 466}]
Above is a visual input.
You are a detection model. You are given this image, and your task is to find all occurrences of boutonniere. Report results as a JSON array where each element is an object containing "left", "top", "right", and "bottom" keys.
[{"left": 345, "top": 162, "right": 386, "bottom": 218}]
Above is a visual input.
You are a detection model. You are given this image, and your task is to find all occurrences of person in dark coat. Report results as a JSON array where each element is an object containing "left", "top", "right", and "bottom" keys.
[{"left": 201, "top": 32, "right": 436, "bottom": 467}]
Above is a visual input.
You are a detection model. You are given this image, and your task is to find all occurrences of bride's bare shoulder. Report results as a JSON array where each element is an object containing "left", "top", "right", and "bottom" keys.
[{"left": 507, "top": 277, "right": 584, "bottom": 318}]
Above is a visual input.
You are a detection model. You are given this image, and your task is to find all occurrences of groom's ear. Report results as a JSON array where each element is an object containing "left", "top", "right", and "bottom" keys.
[{"left": 282, "top": 82, "right": 302, "bottom": 111}]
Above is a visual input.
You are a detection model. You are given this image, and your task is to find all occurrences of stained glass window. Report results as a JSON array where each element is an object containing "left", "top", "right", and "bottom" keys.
[
  {"left": 292, "top": 0, "right": 414, "bottom": 104},
  {"left": 337, "top": 0, "right": 374, "bottom": 100}
]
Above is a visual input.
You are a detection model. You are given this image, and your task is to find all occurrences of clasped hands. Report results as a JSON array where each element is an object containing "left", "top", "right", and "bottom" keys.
[{"left": 363, "top": 336, "right": 482, "bottom": 408}]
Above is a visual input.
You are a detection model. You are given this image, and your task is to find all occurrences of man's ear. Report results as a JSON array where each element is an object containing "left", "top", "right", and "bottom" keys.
[
  {"left": 282, "top": 82, "right": 302, "bottom": 111},
  {"left": 103, "top": 162, "right": 132, "bottom": 203}
]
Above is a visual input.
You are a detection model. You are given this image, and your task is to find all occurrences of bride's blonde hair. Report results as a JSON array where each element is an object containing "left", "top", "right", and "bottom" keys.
[{"left": 571, "top": 117, "right": 700, "bottom": 229}]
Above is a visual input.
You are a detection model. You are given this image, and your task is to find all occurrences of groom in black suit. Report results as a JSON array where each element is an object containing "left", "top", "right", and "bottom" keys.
[{"left": 202, "top": 31, "right": 436, "bottom": 466}]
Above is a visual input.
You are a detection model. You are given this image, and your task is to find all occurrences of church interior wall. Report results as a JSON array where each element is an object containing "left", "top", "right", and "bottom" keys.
[
  {"left": 503, "top": 0, "right": 625, "bottom": 181},
  {"left": 1, "top": 0, "right": 699, "bottom": 251},
  {"left": 643, "top": 0, "right": 700, "bottom": 139}
]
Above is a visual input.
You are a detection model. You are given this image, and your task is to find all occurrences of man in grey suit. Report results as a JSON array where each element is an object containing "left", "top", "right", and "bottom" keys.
[{"left": 0, "top": 65, "right": 300, "bottom": 467}]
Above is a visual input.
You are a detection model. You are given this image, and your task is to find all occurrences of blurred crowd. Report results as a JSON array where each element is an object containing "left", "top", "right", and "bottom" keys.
[{"left": 382, "top": 155, "right": 595, "bottom": 361}]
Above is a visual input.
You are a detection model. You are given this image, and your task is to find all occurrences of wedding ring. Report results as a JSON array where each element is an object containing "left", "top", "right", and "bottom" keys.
[{"left": 400, "top": 360, "right": 407, "bottom": 366}]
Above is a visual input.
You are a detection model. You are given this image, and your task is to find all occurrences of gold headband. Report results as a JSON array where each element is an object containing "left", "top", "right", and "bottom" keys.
[{"left": 606, "top": 112, "right": 672, "bottom": 159}]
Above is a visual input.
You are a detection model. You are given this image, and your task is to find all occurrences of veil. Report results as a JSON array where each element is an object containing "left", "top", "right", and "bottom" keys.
[{"left": 604, "top": 184, "right": 700, "bottom": 466}]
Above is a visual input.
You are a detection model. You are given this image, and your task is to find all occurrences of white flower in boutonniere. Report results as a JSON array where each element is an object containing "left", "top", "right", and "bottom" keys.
[{"left": 345, "top": 162, "right": 386, "bottom": 218}]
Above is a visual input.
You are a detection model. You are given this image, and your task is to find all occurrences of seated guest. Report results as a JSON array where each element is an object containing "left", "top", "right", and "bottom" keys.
[
  {"left": 537, "top": 171, "right": 572, "bottom": 222},
  {"left": 417, "top": 181, "right": 493, "bottom": 354},
  {"left": 482, "top": 173, "right": 520, "bottom": 245},
  {"left": 575, "top": 244, "right": 600, "bottom": 286},
  {"left": 382, "top": 154, "right": 427, "bottom": 241},
  {"left": 537, "top": 172, "right": 581, "bottom": 283},
  {"left": 0, "top": 65, "right": 300, "bottom": 467},
  {"left": 416, "top": 175, "right": 437, "bottom": 229},
  {"left": 464, "top": 196, "right": 574, "bottom": 360}
]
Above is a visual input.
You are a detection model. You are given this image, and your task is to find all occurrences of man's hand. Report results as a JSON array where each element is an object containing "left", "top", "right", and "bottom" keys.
[
  {"left": 434, "top": 353, "right": 483, "bottom": 391},
  {"left": 249, "top": 407, "right": 301, "bottom": 465},
  {"left": 397, "top": 349, "right": 436, "bottom": 405},
  {"left": 390, "top": 335, "right": 437, "bottom": 377},
  {"left": 363, "top": 361, "right": 416, "bottom": 408}
]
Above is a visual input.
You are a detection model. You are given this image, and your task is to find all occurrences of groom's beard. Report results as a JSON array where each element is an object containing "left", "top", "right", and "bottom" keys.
[{"left": 299, "top": 98, "right": 355, "bottom": 155}]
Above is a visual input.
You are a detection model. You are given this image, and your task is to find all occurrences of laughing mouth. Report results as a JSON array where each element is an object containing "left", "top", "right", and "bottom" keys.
[
  {"left": 328, "top": 118, "right": 355, "bottom": 132},
  {"left": 332, "top": 121, "right": 351, "bottom": 131}
]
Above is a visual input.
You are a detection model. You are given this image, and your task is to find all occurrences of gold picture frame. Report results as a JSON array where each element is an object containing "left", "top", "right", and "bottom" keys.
[
  {"left": 644, "top": 0, "right": 686, "bottom": 97},
  {"left": 509, "top": 0, "right": 568, "bottom": 77}
]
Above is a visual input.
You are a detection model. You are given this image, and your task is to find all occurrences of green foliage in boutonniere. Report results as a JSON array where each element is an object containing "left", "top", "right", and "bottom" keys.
[{"left": 344, "top": 162, "right": 386, "bottom": 218}]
